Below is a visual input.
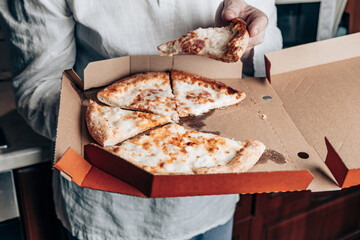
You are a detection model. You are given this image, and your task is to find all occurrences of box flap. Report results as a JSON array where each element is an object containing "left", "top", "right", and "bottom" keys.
[
  {"left": 129, "top": 55, "right": 173, "bottom": 74},
  {"left": 54, "top": 148, "right": 147, "bottom": 197},
  {"left": 54, "top": 73, "right": 83, "bottom": 164},
  {"left": 172, "top": 55, "right": 242, "bottom": 79},
  {"left": 129, "top": 55, "right": 242, "bottom": 78},
  {"left": 84, "top": 143, "right": 155, "bottom": 197},
  {"left": 325, "top": 138, "right": 360, "bottom": 188},
  {"left": 265, "top": 33, "right": 360, "bottom": 82},
  {"left": 266, "top": 33, "right": 360, "bottom": 189},
  {"left": 83, "top": 55, "right": 243, "bottom": 90},
  {"left": 84, "top": 56, "right": 131, "bottom": 90},
  {"left": 55, "top": 148, "right": 92, "bottom": 185}
]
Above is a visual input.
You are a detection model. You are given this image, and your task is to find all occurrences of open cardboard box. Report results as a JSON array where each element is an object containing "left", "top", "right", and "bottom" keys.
[
  {"left": 265, "top": 32, "right": 360, "bottom": 189},
  {"left": 54, "top": 33, "right": 360, "bottom": 198}
]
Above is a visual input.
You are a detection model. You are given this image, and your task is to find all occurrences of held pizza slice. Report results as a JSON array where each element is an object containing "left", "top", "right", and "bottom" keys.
[
  {"left": 104, "top": 124, "right": 265, "bottom": 175},
  {"left": 86, "top": 100, "right": 171, "bottom": 147},
  {"left": 97, "top": 72, "right": 179, "bottom": 121},
  {"left": 157, "top": 18, "right": 249, "bottom": 63},
  {"left": 171, "top": 70, "right": 246, "bottom": 117}
]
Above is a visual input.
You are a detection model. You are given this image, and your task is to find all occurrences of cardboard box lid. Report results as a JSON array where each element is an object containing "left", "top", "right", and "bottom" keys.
[
  {"left": 54, "top": 55, "right": 340, "bottom": 197},
  {"left": 265, "top": 33, "right": 360, "bottom": 189}
]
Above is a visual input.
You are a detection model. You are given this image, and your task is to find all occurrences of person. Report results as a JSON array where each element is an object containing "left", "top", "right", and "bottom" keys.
[{"left": 0, "top": 0, "right": 282, "bottom": 239}]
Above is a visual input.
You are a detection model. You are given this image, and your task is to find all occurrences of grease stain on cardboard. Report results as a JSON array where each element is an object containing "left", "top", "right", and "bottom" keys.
[{"left": 257, "top": 149, "right": 288, "bottom": 165}]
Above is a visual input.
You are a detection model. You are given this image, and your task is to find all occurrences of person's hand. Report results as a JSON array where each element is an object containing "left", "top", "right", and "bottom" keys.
[{"left": 215, "top": 0, "right": 268, "bottom": 75}]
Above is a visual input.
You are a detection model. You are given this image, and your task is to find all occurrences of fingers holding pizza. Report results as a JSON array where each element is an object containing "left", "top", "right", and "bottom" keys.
[
  {"left": 157, "top": 0, "right": 267, "bottom": 75},
  {"left": 215, "top": 0, "right": 268, "bottom": 75},
  {"left": 157, "top": 17, "right": 249, "bottom": 63},
  {"left": 216, "top": 0, "right": 268, "bottom": 37}
]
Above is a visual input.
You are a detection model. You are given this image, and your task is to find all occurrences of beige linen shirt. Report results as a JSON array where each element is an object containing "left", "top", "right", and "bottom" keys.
[{"left": 0, "top": 1, "right": 282, "bottom": 239}]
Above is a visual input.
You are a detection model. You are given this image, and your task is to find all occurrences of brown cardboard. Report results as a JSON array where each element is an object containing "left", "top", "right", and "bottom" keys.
[
  {"left": 54, "top": 73, "right": 83, "bottom": 163},
  {"left": 265, "top": 33, "right": 360, "bottom": 83},
  {"left": 54, "top": 55, "right": 340, "bottom": 198},
  {"left": 56, "top": 148, "right": 148, "bottom": 197},
  {"left": 265, "top": 33, "right": 360, "bottom": 189},
  {"left": 82, "top": 55, "right": 243, "bottom": 91}
]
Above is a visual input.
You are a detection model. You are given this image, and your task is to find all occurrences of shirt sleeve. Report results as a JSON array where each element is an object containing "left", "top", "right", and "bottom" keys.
[
  {"left": 0, "top": 0, "right": 76, "bottom": 141},
  {"left": 253, "top": 24, "right": 283, "bottom": 77},
  {"left": 246, "top": 0, "right": 283, "bottom": 77}
]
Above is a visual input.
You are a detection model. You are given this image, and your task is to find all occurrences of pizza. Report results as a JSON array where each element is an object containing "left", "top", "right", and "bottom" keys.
[
  {"left": 171, "top": 70, "right": 246, "bottom": 117},
  {"left": 97, "top": 72, "right": 179, "bottom": 121},
  {"left": 86, "top": 100, "right": 171, "bottom": 146},
  {"left": 89, "top": 70, "right": 265, "bottom": 175},
  {"left": 104, "top": 124, "right": 265, "bottom": 175},
  {"left": 157, "top": 18, "right": 249, "bottom": 63}
]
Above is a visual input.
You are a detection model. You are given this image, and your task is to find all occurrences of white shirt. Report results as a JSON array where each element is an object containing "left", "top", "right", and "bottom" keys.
[{"left": 0, "top": 1, "right": 282, "bottom": 239}]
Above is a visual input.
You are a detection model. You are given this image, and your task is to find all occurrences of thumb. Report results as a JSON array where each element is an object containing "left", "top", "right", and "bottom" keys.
[{"left": 222, "top": 0, "right": 245, "bottom": 21}]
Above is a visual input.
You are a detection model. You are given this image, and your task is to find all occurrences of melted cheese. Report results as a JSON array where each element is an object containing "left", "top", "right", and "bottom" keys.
[
  {"left": 112, "top": 124, "right": 246, "bottom": 174},
  {"left": 97, "top": 72, "right": 179, "bottom": 121},
  {"left": 172, "top": 71, "right": 246, "bottom": 117},
  {"left": 190, "top": 27, "right": 233, "bottom": 56},
  {"left": 158, "top": 26, "right": 233, "bottom": 57}
]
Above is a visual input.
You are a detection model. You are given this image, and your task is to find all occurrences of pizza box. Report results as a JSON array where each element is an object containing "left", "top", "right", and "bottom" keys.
[
  {"left": 54, "top": 54, "right": 339, "bottom": 198},
  {"left": 265, "top": 32, "right": 360, "bottom": 190}
]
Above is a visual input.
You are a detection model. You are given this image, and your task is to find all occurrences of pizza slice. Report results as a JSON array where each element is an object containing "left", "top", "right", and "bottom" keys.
[
  {"left": 104, "top": 123, "right": 265, "bottom": 175},
  {"left": 171, "top": 70, "right": 246, "bottom": 117},
  {"left": 86, "top": 100, "right": 171, "bottom": 147},
  {"left": 157, "top": 18, "right": 249, "bottom": 63},
  {"left": 97, "top": 72, "right": 179, "bottom": 121},
  {"left": 194, "top": 140, "right": 265, "bottom": 174}
]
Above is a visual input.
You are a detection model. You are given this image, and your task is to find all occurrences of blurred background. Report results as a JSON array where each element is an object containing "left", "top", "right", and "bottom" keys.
[
  {"left": 0, "top": 0, "right": 359, "bottom": 240},
  {"left": 276, "top": 0, "right": 358, "bottom": 47}
]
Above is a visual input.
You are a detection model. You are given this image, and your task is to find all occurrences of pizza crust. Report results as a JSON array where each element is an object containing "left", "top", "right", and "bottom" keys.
[
  {"left": 86, "top": 100, "right": 171, "bottom": 146},
  {"left": 195, "top": 140, "right": 266, "bottom": 174},
  {"left": 157, "top": 18, "right": 249, "bottom": 63}
]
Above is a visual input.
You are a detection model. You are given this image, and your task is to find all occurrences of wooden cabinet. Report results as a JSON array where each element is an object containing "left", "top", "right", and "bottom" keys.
[
  {"left": 233, "top": 195, "right": 253, "bottom": 240},
  {"left": 10, "top": 160, "right": 360, "bottom": 240},
  {"left": 13, "top": 162, "right": 64, "bottom": 240},
  {"left": 345, "top": 0, "right": 360, "bottom": 34},
  {"left": 233, "top": 186, "right": 360, "bottom": 240}
]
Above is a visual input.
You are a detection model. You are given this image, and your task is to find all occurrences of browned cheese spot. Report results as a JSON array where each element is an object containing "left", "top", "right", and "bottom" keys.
[
  {"left": 181, "top": 39, "right": 206, "bottom": 54},
  {"left": 226, "top": 87, "right": 238, "bottom": 95},
  {"left": 142, "top": 141, "right": 152, "bottom": 151},
  {"left": 185, "top": 90, "right": 211, "bottom": 104}
]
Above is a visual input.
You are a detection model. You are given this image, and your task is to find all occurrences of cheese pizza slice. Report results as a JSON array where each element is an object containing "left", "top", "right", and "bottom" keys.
[
  {"left": 104, "top": 124, "right": 265, "bottom": 175},
  {"left": 157, "top": 18, "right": 249, "bottom": 63},
  {"left": 86, "top": 100, "right": 171, "bottom": 147},
  {"left": 171, "top": 70, "right": 246, "bottom": 117},
  {"left": 97, "top": 72, "right": 179, "bottom": 121}
]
